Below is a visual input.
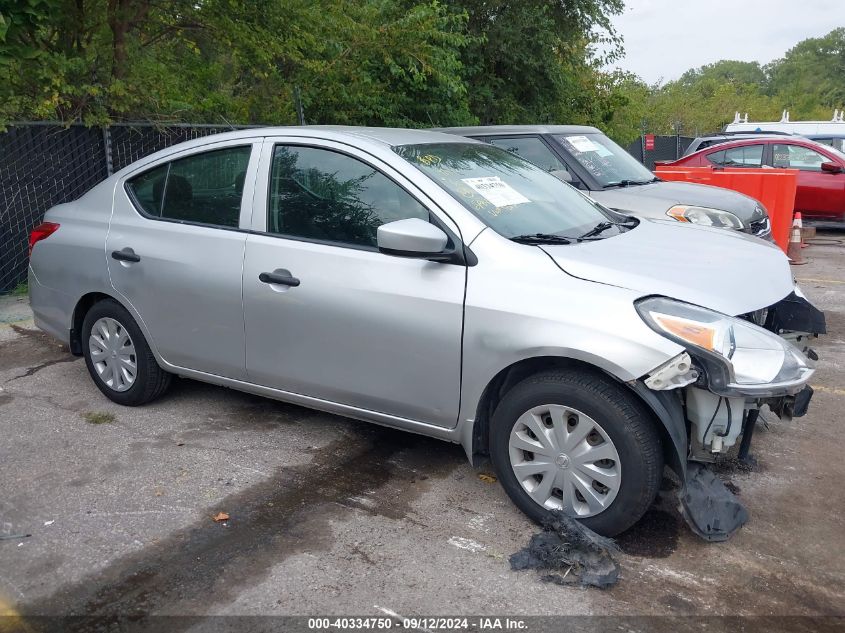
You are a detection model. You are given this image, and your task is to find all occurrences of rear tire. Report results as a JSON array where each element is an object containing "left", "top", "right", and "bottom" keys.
[
  {"left": 82, "top": 299, "right": 171, "bottom": 406},
  {"left": 489, "top": 368, "right": 663, "bottom": 536}
]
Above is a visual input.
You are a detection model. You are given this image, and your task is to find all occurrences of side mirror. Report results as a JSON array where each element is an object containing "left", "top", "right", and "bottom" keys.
[
  {"left": 821, "top": 161, "right": 843, "bottom": 174},
  {"left": 377, "top": 218, "right": 449, "bottom": 259}
]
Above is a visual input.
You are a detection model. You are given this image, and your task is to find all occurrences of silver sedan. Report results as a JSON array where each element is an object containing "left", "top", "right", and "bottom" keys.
[{"left": 27, "top": 127, "right": 822, "bottom": 537}]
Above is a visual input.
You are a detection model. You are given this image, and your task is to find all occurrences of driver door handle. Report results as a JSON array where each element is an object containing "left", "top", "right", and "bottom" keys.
[
  {"left": 259, "top": 271, "right": 300, "bottom": 287},
  {"left": 111, "top": 249, "right": 141, "bottom": 263}
]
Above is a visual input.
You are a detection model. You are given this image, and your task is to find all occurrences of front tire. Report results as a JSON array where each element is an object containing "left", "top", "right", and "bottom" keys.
[
  {"left": 489, "top": 368, "right": 663, "bottom": 536},
  {"left": 82, "top": 299, "right": 171, "bottom": 406}
]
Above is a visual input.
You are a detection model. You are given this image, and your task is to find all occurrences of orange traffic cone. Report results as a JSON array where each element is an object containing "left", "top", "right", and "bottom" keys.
[
  {"left": 797, "top": 211, "right": 808, "bottom": 248},
  {"left": 787, "top": 214, "right": 806, "bottom": 265}
]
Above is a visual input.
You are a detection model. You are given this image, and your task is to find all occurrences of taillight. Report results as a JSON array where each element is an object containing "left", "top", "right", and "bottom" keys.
[{"left": 29, "top": 222, "right": 60, "bottom": 256}]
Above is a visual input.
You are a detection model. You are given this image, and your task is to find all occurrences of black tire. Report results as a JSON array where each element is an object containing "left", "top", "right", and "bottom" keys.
[
  {"left": 489, "top": 368, "right": 663, "bottom": 536},
  {"left": 81, "top": 298, "right": 171, "bottom": 406}
]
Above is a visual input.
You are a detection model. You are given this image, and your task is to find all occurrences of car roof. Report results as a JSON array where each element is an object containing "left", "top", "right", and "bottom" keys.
[
  {"left": 112, "top": 126, "right": 480, "bottom": 177},
  {"left": 686, "top": 135, "right": 837, "bottom": 158},
  {"left": 700, "top": 130, "right": 794, "bottom": 138},
  {"left": 434, "top": 125, "right": 602, "bottom": 136},
  {"left": 697, "top": 133, "right": 793, "bottom": 141},
  {"left": 700, "top": 134, "right": 800, "bottom": 146},
  {"left": 303, "top": 125, "right": 477, "bottom": 146},
  {"left": 204, "top": 125, "right": 475, "bottom": 147}
]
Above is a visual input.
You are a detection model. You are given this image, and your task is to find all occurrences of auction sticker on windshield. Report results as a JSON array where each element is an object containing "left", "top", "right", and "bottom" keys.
[
  {"left": 565, "top": 135, "right": 600, "bottom": 153},
  {"left": 461, "top": 177, "right": 530, "bottom": 208}
]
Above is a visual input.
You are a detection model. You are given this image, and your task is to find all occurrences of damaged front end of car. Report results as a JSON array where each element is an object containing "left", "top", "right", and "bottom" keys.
[{"left": 636, "top": 289, "right": 825, "bottom": 541}]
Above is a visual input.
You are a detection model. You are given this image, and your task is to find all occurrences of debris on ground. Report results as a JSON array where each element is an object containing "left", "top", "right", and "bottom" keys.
[
  {"left": 212, "top": 512, "right": 230, "bottom": 523},
  {"left": 509, "top": 511, "right": 620, "bottom": 589},
  {"left": 0, "top": 534, "right": 31, "bottom": 541},
  {"left": 679, "top": 462, "right": 749, "bottom": 542},
  {"left": 712, "top": 455, "right": 758, "bottom": 474},
  {"left": 723, "top": 480, "right": 741, "bottom": 495},
  {"left": 83, "top": 411, "right": 115, "bottom": 425},
  {"left": 477, "top": 473, "right": 497, "bottom": 483},
  {"left": 43, "top": 520, "right": 54, "bottom": 526},
  {"left": 448, "top": 536, "right": 486, "bottom": 553}
]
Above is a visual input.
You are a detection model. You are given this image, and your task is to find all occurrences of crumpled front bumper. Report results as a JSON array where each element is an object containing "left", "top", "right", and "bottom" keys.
[{"left": 650, "top": 290, "right": 826, "bottom": 541}]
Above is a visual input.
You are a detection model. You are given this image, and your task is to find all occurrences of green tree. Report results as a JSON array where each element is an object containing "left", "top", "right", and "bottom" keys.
[
  {"left": 767, "top": 27, "right": 845, "bottom": 117},
  {"left": 446, "top": 0, "right": 623, "bottom": 124},
  {"left": 0, "top": 0, "right": 477, "bottom": 126}
]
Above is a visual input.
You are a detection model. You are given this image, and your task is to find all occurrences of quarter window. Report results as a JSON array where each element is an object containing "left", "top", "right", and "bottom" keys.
[
  {"left": 772, "top": 144, "right": 828, "bottom": 171},
  {"left": 127, "top": 146, "right": 251, "bottom": 228},
  {"left": 268, "top": 145, "right": 429, "bottom": 247},
  {"left": 127, "top": 164, "right": 168, "bottom": 217},
  {"left": 708, "top": 145, "right": 764, "bottom": 167}
]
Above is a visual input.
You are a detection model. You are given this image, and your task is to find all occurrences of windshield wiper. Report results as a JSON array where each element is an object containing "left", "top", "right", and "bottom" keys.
[
  {"left": 511, "top": 233, "right": 572, "bottom": 245},
  {"left": 603, "top": 179, "right": 654, "bottom": 188},
  {"left": 577, "top": 221, "right": 615, "bottom": 240}
]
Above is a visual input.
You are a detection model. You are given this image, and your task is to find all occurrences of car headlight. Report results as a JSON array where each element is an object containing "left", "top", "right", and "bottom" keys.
[
  {"left": 666, "top": 205, "right": 744, "bottom": 230},
  {"left": 636, "top": 297, "right": 814, "bottom": 396}
]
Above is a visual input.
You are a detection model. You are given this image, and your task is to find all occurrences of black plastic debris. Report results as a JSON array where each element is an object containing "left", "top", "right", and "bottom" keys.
[
  {"left": 679, "top": 462, "right": 749, "bottom": 542},
  {"left": 509, "top": 511, "right": 620, "bottom": 588}
]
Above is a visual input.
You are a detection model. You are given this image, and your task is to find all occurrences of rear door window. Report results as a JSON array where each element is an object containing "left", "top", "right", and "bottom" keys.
[
  {"left": 127, "top": 146, "right": 252, "bottom": 227},
  {"left": 708, "top": 145, "right": 764, "bottom": 167}
]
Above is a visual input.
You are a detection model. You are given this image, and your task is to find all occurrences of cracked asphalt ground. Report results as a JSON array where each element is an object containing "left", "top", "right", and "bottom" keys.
[{"left": 1, "top": 232, "right": 844, "bottom": 626}]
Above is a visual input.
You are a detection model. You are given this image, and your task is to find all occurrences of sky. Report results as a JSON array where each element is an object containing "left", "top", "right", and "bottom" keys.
[{"left": 607, "top": 0, "right": 844, "bottom": 84}]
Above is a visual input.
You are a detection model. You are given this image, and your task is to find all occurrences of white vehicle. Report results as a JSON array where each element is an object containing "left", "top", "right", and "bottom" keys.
[{"left": 726, "top": 111, "right": 845, "bottom": 151}]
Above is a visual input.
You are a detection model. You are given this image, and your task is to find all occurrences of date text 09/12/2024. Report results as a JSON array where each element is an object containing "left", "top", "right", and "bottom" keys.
[{"left": 307, "top": 617, "right": 528, "bottom": 630}]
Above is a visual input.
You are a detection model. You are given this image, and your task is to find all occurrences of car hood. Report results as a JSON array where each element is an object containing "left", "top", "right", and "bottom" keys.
[
  {"left": 540, "top": 219, "right": 793, "bottom": 316},
  {"left": 589, "top": 181, "right": 763, "bottom": 222}
]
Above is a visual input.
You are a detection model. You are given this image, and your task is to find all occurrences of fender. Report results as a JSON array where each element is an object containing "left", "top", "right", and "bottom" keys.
[{"left": 627, "top": 381, "right": 687, "bottom": 480}]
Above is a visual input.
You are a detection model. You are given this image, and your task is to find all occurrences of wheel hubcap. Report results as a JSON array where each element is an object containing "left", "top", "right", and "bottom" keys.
[
  {"left": 89, "top": 317, "right": 137, "bottom": 392},
  {"left": 508, "top": 404, "right": 621, "bottom": 517}
]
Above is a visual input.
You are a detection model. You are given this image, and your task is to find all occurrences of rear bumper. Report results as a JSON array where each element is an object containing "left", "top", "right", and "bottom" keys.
[{"left": 28, "top": 265, "right": 72, "bottom": 346}]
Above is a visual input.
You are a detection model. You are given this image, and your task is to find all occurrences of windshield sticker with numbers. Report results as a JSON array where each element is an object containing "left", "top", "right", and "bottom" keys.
[
  {"left": 461, "top": 177, "right": 530, "bottom": 208},
  {"left": 565, "top": 135, "right": 601, "bottom": 153}
]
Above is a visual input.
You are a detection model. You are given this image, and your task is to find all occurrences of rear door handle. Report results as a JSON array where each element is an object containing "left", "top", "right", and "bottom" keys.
[
  {"left": 259, "top": 271, "right": 300, "bottom": 287},
  {"left": 111, "top": 249, "right": 141, "bottom": 263}
]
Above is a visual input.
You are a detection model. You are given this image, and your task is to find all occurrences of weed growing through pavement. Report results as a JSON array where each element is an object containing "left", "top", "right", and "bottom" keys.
[{"left": 84, "top": 411, "right": 115, "bottom": 425}]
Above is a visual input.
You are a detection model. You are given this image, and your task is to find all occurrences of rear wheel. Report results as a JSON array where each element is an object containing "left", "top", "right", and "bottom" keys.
[
  {"left": 82, "top": 299, "right": 171, "bottom": 406},
  {"left": 489, "top": 368, "right": 663, "bottom": 536}
]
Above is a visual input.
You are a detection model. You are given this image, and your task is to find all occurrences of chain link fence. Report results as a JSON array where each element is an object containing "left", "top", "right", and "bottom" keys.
[
  {"left": 0, "top": 122, "right": 248, "bottom": 293},
  {"left": 627, "top": 135, "right": 695, "bottom": 170}
]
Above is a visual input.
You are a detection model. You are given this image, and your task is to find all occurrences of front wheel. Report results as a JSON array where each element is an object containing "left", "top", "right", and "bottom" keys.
[{"left": 489, "top": 368, "right": 663, "bottom": 536}]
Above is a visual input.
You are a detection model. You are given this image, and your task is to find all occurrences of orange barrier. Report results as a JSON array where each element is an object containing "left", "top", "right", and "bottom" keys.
[{"left": 654, "top": 166, "right": 798, "bottom": 253}]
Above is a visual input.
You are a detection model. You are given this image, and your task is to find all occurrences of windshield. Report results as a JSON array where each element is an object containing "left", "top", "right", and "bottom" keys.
[
  {"left": 553, "top": 133, "right": 656, "bottom": 188},
  {"left": 393, "top": 142, "right": 616, "bottom": 240}
]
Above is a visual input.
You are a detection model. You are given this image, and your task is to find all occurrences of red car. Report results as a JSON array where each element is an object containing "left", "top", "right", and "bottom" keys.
[{"left": 668, "top": 137, "right": 845, "bottom": 221}]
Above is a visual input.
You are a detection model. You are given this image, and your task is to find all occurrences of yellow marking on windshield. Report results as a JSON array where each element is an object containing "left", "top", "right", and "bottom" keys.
[{"left": 417, "top": 154, "right": 441, "bottom": 166}]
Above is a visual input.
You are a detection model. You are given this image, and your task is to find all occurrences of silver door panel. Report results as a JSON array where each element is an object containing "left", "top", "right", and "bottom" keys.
[
  {"left": 106, "top": 139, "right": 262, "bottom": 379},
  {"left": 243, "top": 138, "right": 465, "bottom": 426}
]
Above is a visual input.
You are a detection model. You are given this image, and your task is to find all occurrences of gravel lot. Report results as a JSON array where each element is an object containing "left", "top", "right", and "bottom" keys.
[{"left": 1, "top": 232, "right": 844, "bottom": 628}]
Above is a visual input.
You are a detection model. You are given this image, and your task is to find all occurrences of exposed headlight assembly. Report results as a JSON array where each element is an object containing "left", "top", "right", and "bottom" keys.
[
  {"left": 636, "top": 297, "right": 814, "bottom": 397},
  {"left": 666, "top": 205, "right": 744, "bottom": 230}
]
